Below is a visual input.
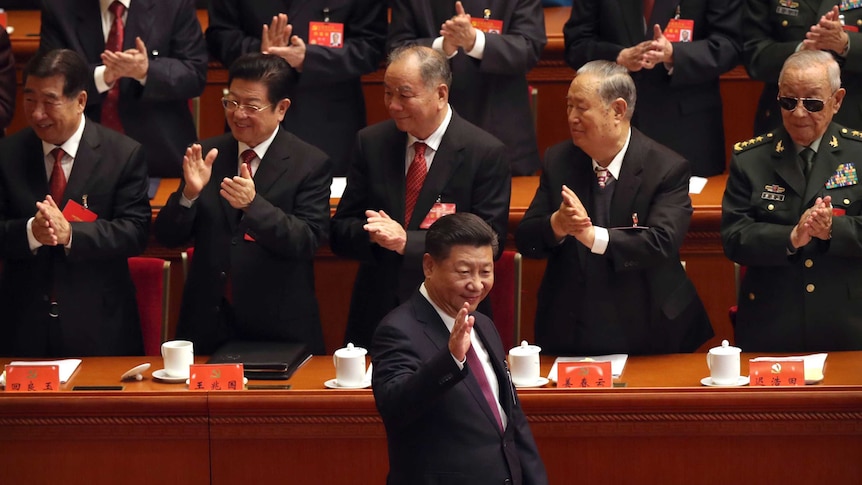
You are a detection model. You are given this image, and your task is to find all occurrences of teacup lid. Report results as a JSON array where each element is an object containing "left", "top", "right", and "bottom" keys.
[
  {"left": 709, "top": 339, "right": 741, "bottom": 355},
  {"left": 335, "top": 342, "right": 367, "bottom": 358},
  {"left": 509, "top": 340, "right": 541, "bottom": 356}
]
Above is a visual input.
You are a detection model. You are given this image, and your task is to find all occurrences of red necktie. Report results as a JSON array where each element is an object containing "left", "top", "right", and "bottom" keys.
[
  {"left": 101, "top": 1, "right": 125, "bottom": 133},
  {"left": 49, "top": 147, "right": 67, "bottom": 202},
  {"left": 240, "top": 149, "right": 257, "bottom": 177},
  {"left": 404, "top": 142, "right": 427, "bottom": 227},
  {"left": 643, "top": 0, "right": 655, "bottom": 25},
  {"left": 465, "top": 345, "right": 504, "bottom": 431}
]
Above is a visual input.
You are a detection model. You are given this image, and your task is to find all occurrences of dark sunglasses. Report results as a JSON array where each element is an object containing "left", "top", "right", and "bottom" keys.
[{"left": 777, "top": 96, "right": 827, "bottom": 113}]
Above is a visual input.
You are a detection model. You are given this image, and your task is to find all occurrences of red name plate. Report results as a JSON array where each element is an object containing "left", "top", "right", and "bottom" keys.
[
  {"left": 557, "top": 361, "right": 612, "bottom": 388},
  {"left": 4, "top": 365, "right": 60, "bottom": 392},
  {"left": 189, "top": 364, "right": 244, "bottom": 391},
  {"left": 749, "top": 360, "right": 804, "bottom": 386}
]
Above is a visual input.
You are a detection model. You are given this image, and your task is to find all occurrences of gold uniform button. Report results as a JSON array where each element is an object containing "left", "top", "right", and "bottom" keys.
[
  {"left": 844, "top": 128, "right": 850, "bottom": 133},
  {"left": 806, "top": 284, "right": 815, "bottom": 293},
  {"left": 748, "top": 293, "right": 756, "bottom": 301},
  {"left": 767, "top": 204, "right": 775, "bottom": 211},
  {"left": 844, "top": 198, "right": 851, "bottom": 205},
  {"left": 858, "top": 19, "right": 862, "bottom": 26},
  {"left": 782, "top": 20, "right": 788, "bottom": 27},
  {"left": 805, "top": 259, "right": 813, "bottom": 268}
]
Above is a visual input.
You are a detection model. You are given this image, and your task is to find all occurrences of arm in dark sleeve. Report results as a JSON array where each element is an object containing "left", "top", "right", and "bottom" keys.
[
  {"left": 206, "top": 0, "right": 262, "bottom": 68},
  {"left": 330, "top": 133, "right": 377, "bottom": 261},
  {"left": 742, "top": 0, "right": 800, "bottom": 83},
  {"left": 670, "top": 0, "right": 743, "bottom": 86},
  {"left": 478, "top": 0, "right": 547, "bottom": 75},
  {"left": 563, "top": 0, "right": 624, "bottom": 68},
  {"left": 0, "top": 30, "right": 15, "bottom": 133}
]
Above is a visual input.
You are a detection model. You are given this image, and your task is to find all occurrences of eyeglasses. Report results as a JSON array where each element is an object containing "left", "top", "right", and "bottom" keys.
[
  {"left": 221, "top": 98, "right": 272, "bottom": 113},
  {"left": 777, "top": 96, "right": 827, "bottom": 113}
]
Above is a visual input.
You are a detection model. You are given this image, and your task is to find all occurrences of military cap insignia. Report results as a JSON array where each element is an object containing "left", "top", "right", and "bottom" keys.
[{"left": 733, "top": 133, "right": 774, "bottom": 153}]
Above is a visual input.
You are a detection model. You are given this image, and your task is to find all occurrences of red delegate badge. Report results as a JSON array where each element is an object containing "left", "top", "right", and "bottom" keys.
[
  {"left": 419, "top": 203, "right": 456, "bottom": 229},
  {"left": 62, "top": 199, "right": 97, "bottom": 222},
  {"left": 664, "top": 19, "right": 695, "bottom": 42},
  {"left": 471, "top": 18, "right": 504, "bottom": 34},
  {"left": 309, "top": 22, "right": 344, "bottom": 48}
]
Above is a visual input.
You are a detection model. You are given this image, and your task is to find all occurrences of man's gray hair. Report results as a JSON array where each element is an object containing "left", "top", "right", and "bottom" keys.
[
  {"left": 388, "top": 45, "right": 452, "bottom": 89},
  {"left": 779, "top": 50, "right": 842, "bottom": 93},
  {"left": 576, "top": 60, "right": 637, "bottom": 120}
]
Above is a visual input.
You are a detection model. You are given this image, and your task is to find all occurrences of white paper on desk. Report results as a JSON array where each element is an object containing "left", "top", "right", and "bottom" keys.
[
  {"left": 689, "top": 176, "right": 708, "bottom": 194},
  {"left": 330, "top": 177, "right": 347, "bottom": 199},
  {"left": 8, "top": 358, "right": 82, "bottom": 383},
  {"left": 547, "top": 354, "right": 628, "bottom": 382},
  {"left": 750, "top": 353, "right": 827, "bottom": 382}
]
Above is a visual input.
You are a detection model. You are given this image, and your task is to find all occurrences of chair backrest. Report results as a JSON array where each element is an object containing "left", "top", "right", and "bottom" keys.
[
  {"left": 728, "top": 263, "right": 748, "bottom": 329},
  {"left": 181, "top": 247, "right": 195, "bottom": 283},
  {"left": 488, "top": 250, "right": 522, "bottom": 352},
  {"left": 128, "top": 257, "right": 170, "bottom": 356}
]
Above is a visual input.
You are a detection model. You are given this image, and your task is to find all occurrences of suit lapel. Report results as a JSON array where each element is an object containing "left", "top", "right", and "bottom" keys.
[
  {"left": 621, "top": 0, "right": 647, "bottom": 43},
  {"left": 124, "top": 0, "right": 155, "bottom": 51},
  {"left": 21, "top": 131, "right": 50, "bottom": 204},
  {"left": 254, "top": 129, "right": 291, "bottom": 197},
  {"left": 770, "top": 131, "right": 807, "bottom": 197},
  {"left": 564, "top": 147, "right": 595, "bottom": 270},
  {"left": 385, "top": 128, "right": 409, "bottom": 225},
  {"left": 650, "top": 0, "right": 680, "bottom": 30},
  {"left": 64, "top": 121, "right": 102, "bottom": 207},
  {"left": 215, "top": 142, "right": 240, "bottom": 231},
  {"left": 612, "top": 131, "right": 646, "bottom": 226},
  {"left": 75, "top": 0, "right": 105, "bottom": 59}
]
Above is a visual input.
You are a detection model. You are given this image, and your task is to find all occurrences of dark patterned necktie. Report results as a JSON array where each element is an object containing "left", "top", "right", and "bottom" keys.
[
  {"left": 49, "top": 147, "right": 67, "bottom": 202},
  {"left": 101, "top": 1, "right": 126, "bottom": 132},
  {"left": 405, "top": 142, "right": 427, "bottom": 226},
  {"left": 241, "top": 149, "right": 257, "bottom": 177}
]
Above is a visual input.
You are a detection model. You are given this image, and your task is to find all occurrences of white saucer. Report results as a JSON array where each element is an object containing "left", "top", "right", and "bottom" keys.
[
  {"left": 701, "top": 376, "right": 749, "bottom": 387},
  {"left": 324, "top": 378, "right": 371, "bottom": 389},
  {"left": 121, "top": 362, "right": 151, "bottom": 381},
  {"left": 515, "top": 377, "right": 550, "bottom": 388},
  {"left": 152, "top": 368, "right": 188, "bottom": 383}
]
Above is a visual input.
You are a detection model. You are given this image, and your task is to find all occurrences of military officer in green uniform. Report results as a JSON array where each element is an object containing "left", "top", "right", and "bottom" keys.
[
  {"left": 744, "top": 1, "right": 862, "bottom": 134},
  {"left": 723, "top": 49, "right": 862, "bottom": 352}
]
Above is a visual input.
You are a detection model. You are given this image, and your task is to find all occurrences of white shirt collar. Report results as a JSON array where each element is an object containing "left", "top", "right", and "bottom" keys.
[
  {"left": 101, "top": 0, "right": 131, "bottom": 13},
  {"left": 239, "top": 125, "right": 280, "bottom": 163},
  {"left": 407, "top": 104, "right": 452, "bottom": 153},
  {"left": 419, "top": 282, "right": 456, "bottom": 333},
  {"left": 42, "top": 114, "right": 86, "bottom": 159},
  {"left": 592, "top": 127, "right": 632, "bottom": 181}
]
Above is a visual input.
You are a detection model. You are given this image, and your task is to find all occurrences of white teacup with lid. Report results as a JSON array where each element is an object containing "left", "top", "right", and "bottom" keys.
[
  {"left": 508, "top": 340, "right": 542, "bottom": 386},
  {"left": 333, "top": 342, "right": 367, "bottom": 387},
  {"left": 706, "top": 339, "right": 741, "bottom": 385}
]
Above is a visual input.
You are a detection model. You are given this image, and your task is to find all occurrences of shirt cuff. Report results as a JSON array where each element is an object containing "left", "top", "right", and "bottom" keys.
[
  {"left": 26, "top": 217, "right": 42, "bottom": 252},
  {"left": 432, "top": 37, "right": 459, "bottom": 59},
  {"left": 465, "top": 30, "right": 486, "bottom": 59},
  {"left": 452, "top": 352, "right": 466, "bottom": 370},
  {"left": 591, "top": 226, "right": 609, "bottom": 254},
  {"left": 180, "top": 193, "right": 197, "bottom": 208},
  {"left": 94, "top": 65, "right": 112, "bottom": 93}
]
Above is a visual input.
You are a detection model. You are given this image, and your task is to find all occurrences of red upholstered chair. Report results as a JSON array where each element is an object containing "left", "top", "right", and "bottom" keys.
[
  {"left": 728, "top": 263, "right": 747, "bottom": 329},
  {"left": 489, "top": 250, "right": 522, "bottom": 351},
  {"left": 181, "top": 247, "right": 195, "bottom": 282},
  {"left": 128, "top": 257, "right": 171, "bottom": 356}
]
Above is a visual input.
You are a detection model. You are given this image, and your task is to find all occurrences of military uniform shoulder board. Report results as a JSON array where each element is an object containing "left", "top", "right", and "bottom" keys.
[
  {"left": 839, "top": 127, "right": 862, "bottom": 142},
  {"left": 733, "top": 133, "right": 774, "bottom": 153}
]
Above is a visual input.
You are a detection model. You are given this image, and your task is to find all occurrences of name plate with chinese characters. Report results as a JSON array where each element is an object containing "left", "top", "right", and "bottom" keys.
[
  {"left": 4, "top": 365, "right": 60, "bottom": 392},
  {"left": 189, "top": 364, "right": 244, "bottom": 391},
  {"left": 749, "top": 360, "right": 804, "bottom": 386},
  {"left": 557, "top": 361, "right": 613, "bottom": 388}
]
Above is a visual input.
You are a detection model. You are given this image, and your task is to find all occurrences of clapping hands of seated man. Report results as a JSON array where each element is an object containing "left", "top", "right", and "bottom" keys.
[
  {"left": 261, "top": 13, "right": 306, "bottom": 72},
  {"left": 790, "top": 195, "right": 834, "bottom": 249},
  {"left": 440, "top": 1, "right": 477, "bottom": 56},
  {"left": 550, "top": 184, "right": 595, "bottom": 246},
  {"left": 181, "top": 142, "right": 258, "bottom": 211},
  {"left": 33, "top": 195, "right": 71, "bottom": 246},
  {"left": 101, "top": 36, "right": 149, "bottom": 85},
  {"left": 363, "top": 209, "right": 407, "bottom": 255}
]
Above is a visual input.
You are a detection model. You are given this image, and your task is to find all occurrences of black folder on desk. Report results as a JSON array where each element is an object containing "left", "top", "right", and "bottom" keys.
[{"left": 208, "top": 341, "right": 311, "bottom": 380}]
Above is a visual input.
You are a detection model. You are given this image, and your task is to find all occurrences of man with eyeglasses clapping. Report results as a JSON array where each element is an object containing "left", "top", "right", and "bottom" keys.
[
  {"left": 722, "top": 49, "right": 862, "bottom": 352},
  {"left": 154, "top": 53, "right": 331, "bottom": 355}
]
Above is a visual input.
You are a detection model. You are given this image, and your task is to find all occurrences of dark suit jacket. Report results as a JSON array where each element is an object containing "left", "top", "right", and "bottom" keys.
[
  {"left": 0, "top": 29, "right": 15, "bottom": 136},
  {"left": 206, "top": 0, "right": 387, "bottom": 176},
  {"left": 154, "top": 128, "right": 331, "bottom": 355},
  {"left": 371, "top": 291, "right": 548, "bottom": 485},
  {"left": 564, "top": 0, "right": 742, "bottom": 177},
  {"left": 330, "top": 112, "right": 511, "bottom": 348},
  {"left": 39, "top": 0, "right": 208, "bottom": 178},
  {"left": 0, "top": 120, "right": 151, "bottom": 357},
  {"left": 721, "top": 123, "right": 862, "bottom": 351},
  {"left": 388, "top": 0, "right": 546, "bottom": 176},
  {"left": 515, "top": 129, "right": 713, "bottom": 355},
  {"left": 744, "top": 1, "right": 862, "bottom": 133}
]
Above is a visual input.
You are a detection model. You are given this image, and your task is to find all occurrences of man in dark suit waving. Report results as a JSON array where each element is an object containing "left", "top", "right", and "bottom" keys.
[
  {"left": 154, "top": 53, "right": 331, "bottom": 355},
  {"left": 0, "top": 49, "right": 150, "bottom": 357},
  {"left": 516, "top": 60, "right": 712, "bottom": 355},
  {"left": 372, "top": 212, "right": 548, "bottom": 485},
  {"left": 331, "top": 46, "right": 511, "bottom": 349}
]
